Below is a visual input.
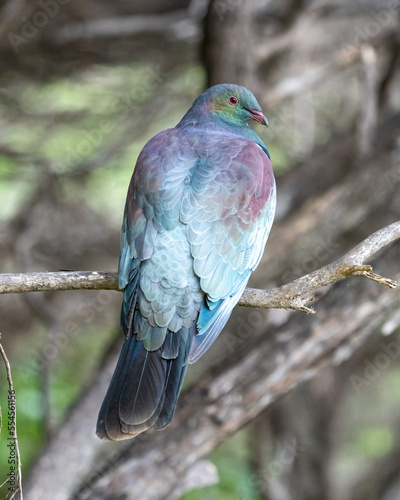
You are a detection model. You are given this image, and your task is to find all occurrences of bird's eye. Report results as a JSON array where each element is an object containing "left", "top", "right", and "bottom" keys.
[{"left": 229, "top": 96, "right": 238, "bottom": 105}]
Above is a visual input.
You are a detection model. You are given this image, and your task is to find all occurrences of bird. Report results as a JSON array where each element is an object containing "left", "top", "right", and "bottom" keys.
[{"left": 96, "top": 84, "right": 276, "bottom": 441}]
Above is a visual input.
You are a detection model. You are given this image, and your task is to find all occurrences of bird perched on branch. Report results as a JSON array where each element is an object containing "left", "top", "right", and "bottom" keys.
[{"left": 96, "top": 84, "right": 276, "bottom": 440}]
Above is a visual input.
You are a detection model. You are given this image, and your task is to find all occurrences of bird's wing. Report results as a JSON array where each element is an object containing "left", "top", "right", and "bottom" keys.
[
  {"left": 98, "top": 129, "right": 201, "bottom": 439},
  {"left": 181, "top": 137, "right": 276, "bottom": 363},
  {"left": 118, "top": 128, "right": 198, "bottom": 332}
]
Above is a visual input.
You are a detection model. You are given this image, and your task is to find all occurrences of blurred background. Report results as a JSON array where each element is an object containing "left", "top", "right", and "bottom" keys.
[{"left": 0, "top": 0, "right": 400, "bottom": 499}]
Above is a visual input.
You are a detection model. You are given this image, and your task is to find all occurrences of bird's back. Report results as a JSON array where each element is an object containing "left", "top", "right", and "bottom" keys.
[{"left": 97, "top": 102, "right": 275, "bottom": 440}]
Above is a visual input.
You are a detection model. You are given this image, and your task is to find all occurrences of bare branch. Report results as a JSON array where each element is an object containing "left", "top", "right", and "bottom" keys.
[
  {"left": 0, "top": 222, "right": 398, "bottom": 314},
  {"left": 0, "top": 337, "right": 23, "bottom": 500},
  {"left": 0, "top": 271, "right": 119, "bottom": 295},
  {"left": 240, "top": 221, "right": 400, "bottom": 313}
]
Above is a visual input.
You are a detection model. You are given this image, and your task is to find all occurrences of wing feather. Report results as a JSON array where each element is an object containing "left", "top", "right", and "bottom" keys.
[{"left": 182, "top": 139, "right": 276, "bottom": 360}]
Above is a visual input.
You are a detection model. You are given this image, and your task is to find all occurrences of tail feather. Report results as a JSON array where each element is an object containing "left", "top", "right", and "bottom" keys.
[
  {"left": 119, "top": 344, "right": 166, "bottom": 426},
  {"left": 162, "top": 329, "right": 181, "bottom": 359},
  {"left": 96, "top": 324, "right": 194, "bottom": 441},
  {"left": 97, "top": 333, "right": 134, "bottom": 441},
  {"left": 154, "top": 327, "right": 193, "bottom": 430}
]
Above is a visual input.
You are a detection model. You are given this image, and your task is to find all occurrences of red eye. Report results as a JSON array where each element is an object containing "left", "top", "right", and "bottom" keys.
[{"left": 229, "top": 96, "right": 238, "bottom": 105}]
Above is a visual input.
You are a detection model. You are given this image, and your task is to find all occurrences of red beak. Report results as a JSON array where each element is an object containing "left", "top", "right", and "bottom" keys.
[{"left": 249, "top": 109, "right": 268, "bottom": 127}]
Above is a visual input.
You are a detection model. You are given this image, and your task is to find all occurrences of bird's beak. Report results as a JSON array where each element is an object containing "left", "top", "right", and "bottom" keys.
[{"left": 249, "top": 109, "right": 268, "bottom": 127}]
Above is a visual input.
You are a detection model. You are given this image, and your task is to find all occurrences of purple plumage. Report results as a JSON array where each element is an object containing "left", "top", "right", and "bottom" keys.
[{"left": 97, "top": 84, "right": 276, "bottom": 440}]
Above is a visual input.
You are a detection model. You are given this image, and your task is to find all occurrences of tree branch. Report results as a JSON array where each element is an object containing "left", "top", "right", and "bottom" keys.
[
  {"left": 0, "top": 270, "right": 119, "bottom": 295},
  {"left": 241, "top": 221, "right": 399, "bottom": 313},
  {"left": 0, "top": 222, "right": 398, "bottom": 313}
]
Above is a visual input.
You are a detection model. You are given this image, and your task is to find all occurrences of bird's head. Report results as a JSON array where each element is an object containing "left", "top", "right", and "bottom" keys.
[{"left": 201, "top": 84, "right": 268, "bottom": 128}]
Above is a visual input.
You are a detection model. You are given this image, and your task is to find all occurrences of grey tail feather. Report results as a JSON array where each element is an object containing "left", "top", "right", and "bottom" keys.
[
  {"left": 154, "top": 326, "right": 193, "bottom": 430},
  {"left": 96, "top": 324, "right": 194, "bottom": 441}
]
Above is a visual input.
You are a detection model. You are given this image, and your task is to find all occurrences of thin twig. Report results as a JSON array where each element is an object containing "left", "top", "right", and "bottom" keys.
[{"left": 0, "top": 337, "right": 23, "bottom": 500}]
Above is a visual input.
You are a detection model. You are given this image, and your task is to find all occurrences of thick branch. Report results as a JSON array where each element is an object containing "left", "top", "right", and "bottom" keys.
[{"left": 0, "top": 222, "right": 399, "bottom": 313}]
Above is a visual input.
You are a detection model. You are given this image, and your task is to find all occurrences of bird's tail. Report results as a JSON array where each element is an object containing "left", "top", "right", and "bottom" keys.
[{"left": 96, "top": 325, "right": 194, "bottom": 441}]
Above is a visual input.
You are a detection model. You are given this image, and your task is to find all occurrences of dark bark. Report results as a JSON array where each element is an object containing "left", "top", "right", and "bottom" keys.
[{"left": 202, "top": 0, "right": 257, "bottom": 88}]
